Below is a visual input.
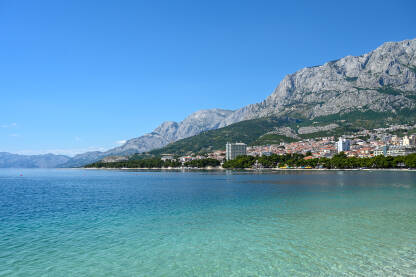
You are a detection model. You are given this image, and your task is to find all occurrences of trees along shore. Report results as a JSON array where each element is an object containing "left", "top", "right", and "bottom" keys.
[
  {"left": 84, "top": 158, "right": 220, "bottom": 169},
  {"left": 85, "top": 153, "right": 416, "bottom": 169},
  {"left": 222, "top": 152, "right": 416, "bottom": 169}
]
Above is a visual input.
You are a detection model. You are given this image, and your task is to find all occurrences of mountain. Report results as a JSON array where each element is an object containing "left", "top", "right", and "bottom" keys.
[
  {"left": 0, "top": 152, "right": 70, "bottom": 168},
  {"left": 59, "top": 109, "right": 233, "bottom": 167},
  {"left": 123, "top": 38, "right": 416, "bottom": 159},
  {"left": 219, "top": 38, "right": 416, "bottom": 127},
  {"left": 147, "top": 117, "right": 299, "bottom": 156},
  {"left": 146, "top": 110, "right": 416, "bottom": 156},
  {"left": 3, "top": 38, "right": 416, "bottom": 167},
  {"left": 107, "top": 108, "right": 234, "bottom": 154},
  {"left": 143, "top": 38, "right": 416, "bottom": 156},
  {"left": 57, "top": 151, "right": 106, "bottom": 168}
]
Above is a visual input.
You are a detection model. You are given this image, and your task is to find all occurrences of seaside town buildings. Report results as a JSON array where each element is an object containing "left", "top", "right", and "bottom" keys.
[
  {"left": 246, "top": 137, "right": 337, "bottom": 158},
  {"left": 164, "top": 126, "right": 416, "bottom": 162},
  {"left": 226, "top": 142, "right": 247, "bottom": 161},
  {"left": 373, "top": 145, "right": 416, "bottom": 156},
  {"left": 161, "top": 154, "right": 174, "bottom": 162},
  {"left": 337, "top": 138, "right": 350, "bottom": 153},
  {"left": 403, "top": 135, "right": 416, "bottom": 146},
  {"left": 225, "top": 132, "right": 415, "bottom": 160}
]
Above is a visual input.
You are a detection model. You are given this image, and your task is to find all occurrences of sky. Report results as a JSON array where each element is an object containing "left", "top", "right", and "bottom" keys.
[{"left": 1, "top": 0, "right": 415, "bottom": 156}]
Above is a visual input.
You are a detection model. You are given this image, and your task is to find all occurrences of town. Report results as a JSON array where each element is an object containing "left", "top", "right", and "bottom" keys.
[
  {"left": 90, "top": 124, "right": 416, "bottom": 169},
  {"left": 164, "top": 126, "right": 416, "bottom": 164}
]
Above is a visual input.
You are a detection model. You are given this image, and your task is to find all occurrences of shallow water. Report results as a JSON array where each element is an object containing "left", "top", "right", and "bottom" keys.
[{"left": 1, "top": 169, "right": 416, "bottom": 276}]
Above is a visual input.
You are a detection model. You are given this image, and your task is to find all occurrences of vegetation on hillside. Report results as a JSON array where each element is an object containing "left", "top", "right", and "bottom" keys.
[
  {"left": 253, "top": 134, "right": 297, "bottom": 145},
  {"left": 376, "top": 86, "right": 403, "bottom": 96},
  {"left": 147, "top": 117, "right": 299, "bottom": 156},
  {"left": 141, "top": 109, "right": 416, "bottom": 156},
  {"left": 345, "top": 76, "right": 358, "bottom": 82}
]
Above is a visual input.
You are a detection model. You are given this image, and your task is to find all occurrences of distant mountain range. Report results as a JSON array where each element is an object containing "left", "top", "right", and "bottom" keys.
[
  {"left": 0, "top": 152, "right": 70, "bottom": 168},
  {"left": 57, "top": 109, "right": 233, "bottom": 167},
  {"left": 2, "top": 38, "right": 416, "bottom": 167}
]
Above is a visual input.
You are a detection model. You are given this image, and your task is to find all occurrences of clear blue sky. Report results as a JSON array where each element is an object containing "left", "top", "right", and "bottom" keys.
[{"left": 1, "top": 0, "right": 415, "bottom": 156}]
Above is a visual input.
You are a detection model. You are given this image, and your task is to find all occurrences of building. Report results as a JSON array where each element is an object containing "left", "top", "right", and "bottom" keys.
[
  {"left": 374, "top": 145, "right": 388, "bottom": 156},
  {"left": 226, "top": 142, "right": 247, "bottom": 161},
  {"left": 101, "top": 156, "right": 128, "bottom": 163},
  {"left": 374, "top": 145, "right": 416, "bottom": 156},
  {"left": 337, "top": 138, "right": 350, "bottom": 153},
  {"left": 179, "top": 156, "right": 193, "bottom": 163},
  {"left": 411, "top": 135, "right": 416, "bottom": 145},
  {"left": 403, "top": 135, "right": 416, "bottom": 146},
  {"left": 161, "top": 154, "right": 174, "bottom": 162},
  {"left": 403, "top": 136, "right": 410, "bottom": 146},
  {"left": 391, "top": 135, "right": 401, "bottom": 145}
]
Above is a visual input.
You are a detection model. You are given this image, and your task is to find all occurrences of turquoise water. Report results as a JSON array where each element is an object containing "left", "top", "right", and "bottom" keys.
[{"left": 1, "top": 169, "right": 416, "bottom": 276}]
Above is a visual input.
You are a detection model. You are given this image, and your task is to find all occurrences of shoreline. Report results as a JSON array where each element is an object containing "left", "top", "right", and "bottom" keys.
[{"left": 81, "top": 167, "right": 416, "bottom": 172}]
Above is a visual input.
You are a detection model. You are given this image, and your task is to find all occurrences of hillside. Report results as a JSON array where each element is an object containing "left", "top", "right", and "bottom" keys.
[
  {"left": 0, "top": 152, "right": 70, "bottom": 168},
  {"left": 2, "top": 38, "right": 416, "bottom": 167},
  {"left": 219, "top": 38, "right": 416, "bottom": 126},
  {"left": 147, "top": 117, "right": 297, "bottom": 156},
  {"left": 146, "top": 109, "right": 416, "bottom": 156},
  {"left": 80, "top": 38, "right": 416, "bottom": 164}
]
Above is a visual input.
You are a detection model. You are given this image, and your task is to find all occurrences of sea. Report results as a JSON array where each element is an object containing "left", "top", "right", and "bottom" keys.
[{"left": 1, "top": 169, "right": 416, "bottom": 276}]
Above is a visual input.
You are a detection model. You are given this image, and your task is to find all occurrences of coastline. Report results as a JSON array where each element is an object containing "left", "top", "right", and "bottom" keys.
[{"left": 81, "top": 167, "right": 416, "bottom": 172}]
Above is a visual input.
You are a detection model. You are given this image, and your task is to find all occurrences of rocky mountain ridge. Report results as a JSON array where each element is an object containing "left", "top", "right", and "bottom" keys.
[
  {"left": 219, "top": 38, "right": 416, "bottom": 126},
  {"left": 2, "top": 38, "right": 416, "bottom": 167},
  {"left": 107, "top": 108, "right": 233, "bottom": 153}
]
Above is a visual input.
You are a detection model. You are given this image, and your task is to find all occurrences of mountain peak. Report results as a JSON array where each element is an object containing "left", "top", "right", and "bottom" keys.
[
  {"left": 7, "top": 38, "right": 415, "bottom": 168},
  {"left": 218, "top": 37, "right": 416, "bottom": 125}
]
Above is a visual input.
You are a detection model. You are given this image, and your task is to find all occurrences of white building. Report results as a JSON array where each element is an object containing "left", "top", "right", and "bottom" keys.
[
  {"left": 337, "top": 138, "right": 350, "bottom": 153},
  {"left": 374, "top": 146, "right": 388, "bottom": 156},
  {"left": 374, "top": 145, "right": 416, "bottom": 156},
  {"left": 391, "top": 135, "right": 401, "bottom": 145},
  {"left": 403, "top": 135, "right": 416, "bottom": 146},
  {"left": 179, "top": 156, "right": 193, "bottom": 163},
  {"left": 161, "top": 154, "right": 174, "bottom": 162},
  {"left": 226, "top": 142, "right": 247, "bottom": 161}
]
